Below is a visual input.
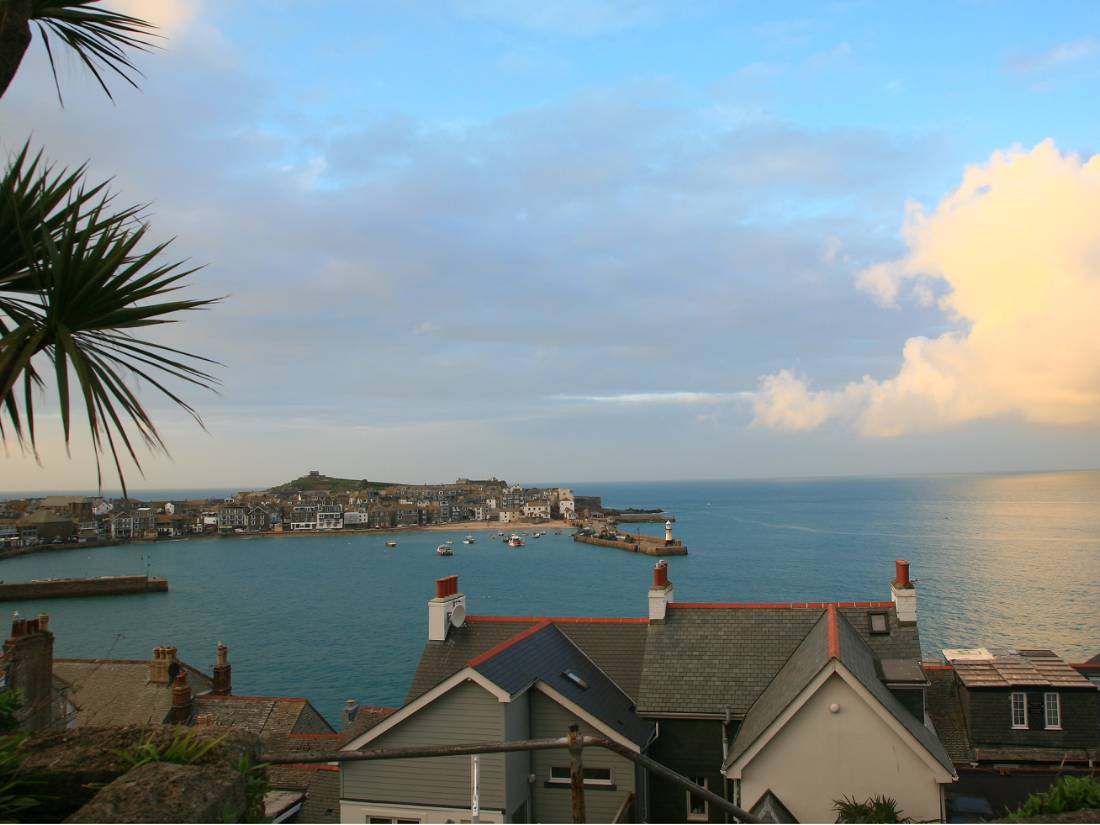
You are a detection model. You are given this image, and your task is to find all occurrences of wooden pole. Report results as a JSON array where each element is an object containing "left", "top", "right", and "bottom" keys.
[{"left": 568, "top": 723, "right": 586, "bottom": 824}]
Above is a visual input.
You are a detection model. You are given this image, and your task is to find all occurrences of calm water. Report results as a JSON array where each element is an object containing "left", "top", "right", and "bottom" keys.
[{"left": 2, "top": 472, "right": 1098, "bottom": 724}]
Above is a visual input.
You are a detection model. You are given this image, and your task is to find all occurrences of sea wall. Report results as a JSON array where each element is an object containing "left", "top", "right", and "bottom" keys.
[
  {"left": 573, "top": 534, "right": 688, "bottom": 556},
  {"left": 0, "top": 575, "right": 168, "bottom": 601}
]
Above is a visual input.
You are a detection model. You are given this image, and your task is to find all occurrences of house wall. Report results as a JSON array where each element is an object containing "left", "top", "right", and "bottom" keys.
[
  {"left": 341, "top": 680, "right": 506, "bottom": 813},
  {"left": 736, "top": 673, "right": 946, "bottom": 824},
  {"left": 961, "top": 686, "right": 1098, "bottom": 749},
  {"left": 529, "top": 691, "right": 635, "bottom": 824},
  {"left": 648, "top": 718, "right": 727, "bottom": 823},
  {"left": 503, "top": 691, "right": 532, "bottom": 821}
]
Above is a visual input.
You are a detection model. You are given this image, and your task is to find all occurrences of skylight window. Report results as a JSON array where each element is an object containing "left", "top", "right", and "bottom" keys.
[
  {"left": 869, "top": 613, "right": 889, "bottom": 635},
  {"left": 562, "top": 669, "right": 589, "bottom": 690}
]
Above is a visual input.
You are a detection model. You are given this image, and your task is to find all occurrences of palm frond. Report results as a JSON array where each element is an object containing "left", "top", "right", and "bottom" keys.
[
  {"left": 1, "top": 148, "right": 220, "bottom": 495},
  {"left": 30, "top": 0, "right": 158, "bottom": 104}
]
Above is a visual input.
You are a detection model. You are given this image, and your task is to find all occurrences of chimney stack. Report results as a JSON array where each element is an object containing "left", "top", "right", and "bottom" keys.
[
  {"left": 212, "top": 641, "right": 231, "bottom": 696},
  {"left": 649, "top": 560, "right": 675, "bottom": 623},
  {"left": 3, "top": 613, "right": 55, "bottom": 732},
  {"left": 148, "top": 645, "right": 178, "bottom": 684},
  {"left": 428, "top": 575, "right": 466, "bottom": 642},
  {"left": 169, "top": 671, "right": 193, "bottom": 723},
  {"left": 890, "top": 559, "right": 917, "bottom": 624},
  {"left": 342, "top": 699, "right": 360, "bottom": 729}
]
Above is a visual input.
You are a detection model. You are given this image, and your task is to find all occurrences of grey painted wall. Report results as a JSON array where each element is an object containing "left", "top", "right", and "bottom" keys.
[
  {"left": 504, "top": 691, "right": 532, "bottom": 821},
  {"left": 529, "top": 691, "right": 635, "bottom": 824},
  {"left": 342, "top": 679, "right": 506, "bottom": 811}
]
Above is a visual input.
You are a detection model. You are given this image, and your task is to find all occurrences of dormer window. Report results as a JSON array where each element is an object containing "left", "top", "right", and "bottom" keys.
[
  {"left": 1011, "top": 691, "right": 1028, "bottom": 729},
  {"left": 1044, "top": 692, "right": 1061, "bottom": 729},
  {"left": 869, "top": 613, "right": 889, "bottom": 635}
]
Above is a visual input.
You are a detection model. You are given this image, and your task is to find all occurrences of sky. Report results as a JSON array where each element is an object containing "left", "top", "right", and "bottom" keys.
[{"left": 2, "top": 0, "right": 1100, "bottom": 492}]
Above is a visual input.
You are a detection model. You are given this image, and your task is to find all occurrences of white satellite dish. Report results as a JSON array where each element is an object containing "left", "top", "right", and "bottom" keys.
[{"left": 450, "top": 603, "right": 466, "bottom": 628}]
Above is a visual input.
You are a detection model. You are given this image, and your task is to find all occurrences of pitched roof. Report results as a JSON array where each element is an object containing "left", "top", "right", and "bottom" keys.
[
  {"left": 724, "top": 608, "right": 954, "bottom": 774},
  {"left": 265, "top": 732, "right": 343, "bottom": 791},
  {"left": 922, "top": 666, "right": 972, "bottom": 763},
  {"left": 638, "top": 603, "right": 919, "bottom": 716},
  {"left": 406, "top": 616, "right": 647, "bottom": 703},
  {"left": 300, "top": 768, "right": 340, "bottom": 824},
  {"left": 336, "top": 706, "right": 399, "bottom": 748},
  {"left": 470, "top": 622, "right": 654, "bottom": 748},
  {"left": 190, "top": 694, "right": 333, "bottom": 739},
  {"left": 947, "top": 649, "right": 1095, "bottom": 689},
  {"left": 53, "top": 659, "right": 213, "bottom": 727}
]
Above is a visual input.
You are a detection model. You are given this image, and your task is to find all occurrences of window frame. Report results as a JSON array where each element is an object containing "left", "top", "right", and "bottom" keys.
[
  {"left": 686, "top": 775, "right": 709, "bottom": 822},
  {"left": 1043, "top": 692, "right": 1061, "bottom": 730},
  {"left": 868, "top": 612, "right": 890, "bottom": 635},
  {"left": 547, "top": 766, "right": 613, "bottom": 787},
  {"left": 1011, "top": 691, "right": 1028, "bottom": 729}
]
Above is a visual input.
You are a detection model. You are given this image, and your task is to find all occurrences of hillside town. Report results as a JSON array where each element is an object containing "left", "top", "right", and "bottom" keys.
[{"left": 0, "top": 473, "right": 601, "bottom": 551}]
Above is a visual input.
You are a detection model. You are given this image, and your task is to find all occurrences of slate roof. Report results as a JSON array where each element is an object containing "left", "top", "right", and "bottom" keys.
[
  {"left": 53, "top": 659, "right": 213, "bottom": 727},
  {"left": 265, "top": 732, "right": 343, "bottom": 791},
  {"left": 724, "top": 608, "right": 954, "bottom": 774},
  {"left": 471, "top": 622, "right": 654, "bottom": 748},
  {"left": 299, "top": 767, "right": 340, "bottom": 824},
  {"left": 947, "top": 649, "right": 1095, "bottom": 689},
  {"left": 923, "top": 667, "right": 972, "bottom": 763},
  {"left": 191, "top": 694, "right": 333, "bottom": 739},
  {"left": 638, "top": 603, "right": 918, "bottom": 716},
  {"left": 407, "top": 617, "right": 647, "bottom": 703},
  {"left": 337, "top": 706, "right": 398, "bottom": 748}
]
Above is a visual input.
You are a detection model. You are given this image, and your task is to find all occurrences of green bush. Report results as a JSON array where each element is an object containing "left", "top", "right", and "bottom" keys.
[
  {"left": 116, "top": 727, "right": 228, "bottom": 771},
  {"left": 1010, "top": 775, "right": 1100, "bottom": 819},
  {"left": 833, "top": 794, "right": 910, "bottom": 823}
]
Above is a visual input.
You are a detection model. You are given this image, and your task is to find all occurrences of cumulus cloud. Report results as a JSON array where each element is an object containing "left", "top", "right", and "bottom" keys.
[{"left": 753, "top": 140, "right": 1100, "bottom": 436}]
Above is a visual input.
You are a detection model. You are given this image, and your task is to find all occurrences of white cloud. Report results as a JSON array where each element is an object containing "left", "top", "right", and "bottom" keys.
[
  {"left": 755, "top": 140, "right": 1100, "bottom": 436},
  {"left": 111, "top": 0, "right": 201, "bottom": 40},
  {"left": 1007, "top": 38, "right": 1098, "bottom": 74}
]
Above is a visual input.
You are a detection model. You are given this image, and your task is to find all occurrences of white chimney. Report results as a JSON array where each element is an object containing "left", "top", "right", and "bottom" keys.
[
  {"left": 428, "top": 575, "right": 466, "bottom": 642},
  {"left": 890, "top": 559, "right": 917, "bottom": 624},
  {"left": 648, "top": 560, "right": 675, "bottom": 623}
]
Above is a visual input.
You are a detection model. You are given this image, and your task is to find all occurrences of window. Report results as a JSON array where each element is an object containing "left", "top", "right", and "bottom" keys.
[
  {"left": 548, "top": 766, "right": 612, "bottom": 786},
  {"left": 1011, "top": 691, "right": 1028, "bottom": 729},
  {"left": 1044, "top": 692, "right": 1061, "bottom": 729},
  {"left": 686, "top": 776, "right": 708, "bottom": 821},
  {"left": 868, "top": 612, "right": 890, "bottom": 635}
]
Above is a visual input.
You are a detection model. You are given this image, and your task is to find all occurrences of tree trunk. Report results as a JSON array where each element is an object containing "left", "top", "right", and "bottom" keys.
[{"left": 0, "top": 0, "right": 33, "bottom": 99}]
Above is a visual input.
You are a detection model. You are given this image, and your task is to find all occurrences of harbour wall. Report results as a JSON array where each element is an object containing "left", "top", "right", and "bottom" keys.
[
  {"left": 0, "top": 575, "right": 169, "bottom": 601},
  {"left": 612, "top": 513, "right": 675, "bottom": 524},
  {"left": 573, "top": 534, "right": 688, "bottom": 556}
]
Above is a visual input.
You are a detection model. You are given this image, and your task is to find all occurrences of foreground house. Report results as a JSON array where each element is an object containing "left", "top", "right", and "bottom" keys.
[{"left": 338, "top": 561, "right": 956, "bottom": 823}]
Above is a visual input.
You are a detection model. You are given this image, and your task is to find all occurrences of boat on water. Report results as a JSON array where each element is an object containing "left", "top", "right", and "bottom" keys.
[
  {"left": 385, "top": 540, "right": 398, "bottom": 547},
  {"left": 462, "top": 535, "right": 476, "bottom": 544},
  {"left": 436, "top": 544, "right": 454, "bottom": 556},
  {"left": 532, "top": 532, "right": 542, "bottom": 538},
  {"left": 507, "top": 534, "right": 525, "bottom": 547}
]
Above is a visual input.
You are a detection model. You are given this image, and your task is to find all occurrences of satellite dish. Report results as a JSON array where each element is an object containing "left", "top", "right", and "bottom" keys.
[{"left": 450, "top": 603, "right": 466, "bottom": 628}]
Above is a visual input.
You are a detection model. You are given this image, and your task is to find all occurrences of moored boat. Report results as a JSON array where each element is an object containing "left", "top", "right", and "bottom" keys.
[
  {"left": 463, "top": 535, "right": 476, "bottom": 544},
  {"left": 385, "top": 540, "right": 398, "bottom": 547},
  {"left": 507, "top": 534, "right": 525, "bottom": 547},
  {"left": 436, "top": 544, "right": 453, "bottom": 556}
]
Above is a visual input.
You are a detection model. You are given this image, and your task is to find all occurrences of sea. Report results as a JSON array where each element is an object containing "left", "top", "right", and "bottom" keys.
[{"left": 2, "top": 471, "right": 1098, "bottom": 725}]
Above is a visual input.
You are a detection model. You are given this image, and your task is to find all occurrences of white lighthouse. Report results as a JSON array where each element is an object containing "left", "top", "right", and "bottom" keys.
[{"left": 664, "top": 519, "right": 673, "bottom": 544}]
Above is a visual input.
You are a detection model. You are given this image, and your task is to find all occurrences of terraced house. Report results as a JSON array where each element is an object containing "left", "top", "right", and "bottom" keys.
[{"left": 337, "top": 561, "right": 956, "bottom": 823}]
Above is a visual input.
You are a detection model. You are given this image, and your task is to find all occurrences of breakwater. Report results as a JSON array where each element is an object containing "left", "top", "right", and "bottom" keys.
[
  {"left": 612, "top": 513, "right": 675, "bottom": 524},
  {"left": 0, "top": 575, "right": 168, "bottom": 601},
  {"left": 573, "top": 533, "right": 688, "bottom": 556}
]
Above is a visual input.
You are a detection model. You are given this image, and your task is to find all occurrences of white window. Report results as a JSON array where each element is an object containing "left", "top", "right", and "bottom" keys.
[
  {"left": 686, "top": 775, "right": 708, "bottom": 821},
  {"left": 1011, "top": 691, "right": 1028, "bottom": 729},
  {"left": 1044, "top": 692, "right": 1061, "bottom": 729},
  {"left": 548, "top": 766, "right": 612, "bottom": 786}
]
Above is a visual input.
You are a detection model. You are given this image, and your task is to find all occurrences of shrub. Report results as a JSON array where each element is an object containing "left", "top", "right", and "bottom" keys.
[
  {"left": 1010, "top": 775, "right": 1100, "bottom": 819},
  {"left": 833, "top": 794, "right": 910, "bottom": 823}
]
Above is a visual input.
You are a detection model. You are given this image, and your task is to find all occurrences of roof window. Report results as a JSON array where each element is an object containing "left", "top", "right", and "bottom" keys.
[
  {"left": 869, "top": 612, "right": 890, "bottom": 635},
  {"left": 562, "top": 669, "right": 589, "bottom": 690}
]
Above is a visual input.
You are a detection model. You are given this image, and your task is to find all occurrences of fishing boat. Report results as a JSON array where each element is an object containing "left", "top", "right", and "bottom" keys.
[
  {"left": 507, "top": 534, "right": 525, "bottom": 547},
  {"left": 462, "top": 535, "right": 476, "bottom": 544},
  {"left": 436, "top": 544, "right": 453, "bottom": 556},
  {"left": 385, "top": 540, "right": 398, "bottom": 547}
]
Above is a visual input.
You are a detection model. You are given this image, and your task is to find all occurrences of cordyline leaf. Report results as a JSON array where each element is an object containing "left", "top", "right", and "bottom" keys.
[
  {"left": 29, "top": 0, "right": 159, "bottom": 104},
  {"left": 1, "top": 149, "right": 222, "bottom": 496}
]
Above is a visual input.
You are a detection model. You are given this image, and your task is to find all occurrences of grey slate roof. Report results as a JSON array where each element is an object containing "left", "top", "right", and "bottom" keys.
[
  {"left": 472, "top": 623, "right": 654, "bottom": 748},
  {"left": 299, "top": 769, "right": 340, "bottom": 824},
  {"left": 53, "top": 659, "right": 213, "bottom": 727},
  {"left": 724, "top": 610, "right": 954, "bottom": 775},
  {"left": 637, "top": 605, "right": 919, "bottom": 716},
  {"left": 407, "top": 618, "right": 647, "bottom": 703},
  {"left": 923, "top": 668, "right": 972, "bottom": 764},
  {"left": 191, "top": 694, "right": 333, "bottom": 739}
]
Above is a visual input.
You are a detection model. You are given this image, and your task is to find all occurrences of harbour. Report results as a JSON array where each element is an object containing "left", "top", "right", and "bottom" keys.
[{"left": 0, "top": 574, "right": 168, "bottom": 601}]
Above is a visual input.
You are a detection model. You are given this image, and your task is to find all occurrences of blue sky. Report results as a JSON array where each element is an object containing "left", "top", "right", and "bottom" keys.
[{"left": 2, "top": 0, "right": 1100, "bottom": 491}]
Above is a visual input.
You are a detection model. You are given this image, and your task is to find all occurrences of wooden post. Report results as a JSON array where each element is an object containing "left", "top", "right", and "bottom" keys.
[{"left": 568, "top": 723, "right": 586, "bottom": 824}]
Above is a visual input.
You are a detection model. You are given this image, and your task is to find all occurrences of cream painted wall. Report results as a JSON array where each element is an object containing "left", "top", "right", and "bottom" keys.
[{"left": 736, "top": 673, "right": 946, "bottom": 823}]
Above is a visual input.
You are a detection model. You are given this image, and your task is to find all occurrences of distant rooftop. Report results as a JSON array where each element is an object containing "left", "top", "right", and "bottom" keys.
[{"left": 942, "top": 648, "right": 1094, "bottom": 689}]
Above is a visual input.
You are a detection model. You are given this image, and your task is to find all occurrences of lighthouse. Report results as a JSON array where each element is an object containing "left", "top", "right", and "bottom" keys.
[{"left": 664, "top": 519, "right": 673, "bottom": 545}]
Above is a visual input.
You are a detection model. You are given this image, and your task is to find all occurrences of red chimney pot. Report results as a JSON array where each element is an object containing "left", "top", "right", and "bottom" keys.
[
  {"left": 895, "top": 559, "right": 911, "bottom": 588},
  {"left": 435, "top": 578, "right": 448, "bottom": 599},
  {"left": 653, "top": 560, "right": 669, "bottom": 588}
]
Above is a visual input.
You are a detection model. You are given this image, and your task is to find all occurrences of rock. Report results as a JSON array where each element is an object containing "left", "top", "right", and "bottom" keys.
[{"left": 65, "top": 762, "right": 246, "bottom": 823}]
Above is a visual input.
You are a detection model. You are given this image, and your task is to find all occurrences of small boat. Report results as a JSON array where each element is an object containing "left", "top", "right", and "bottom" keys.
[
  {"left": 445, "top": 539, "right": 453, "bottom": 545},
  {"left": 463, "top": 535, "right": 476, "bottom": 544},
  {"left": 507, "top": 534, "right": 525, "bottom": 547},
  {"left": 532, "top": 532, "right": 542, "bottom": 538},
  {"left": 385, "top": 540, "right": 398, "bottom": 547},
  {"left": 436, "top": 544, "right": 453, "bottom": 556}
]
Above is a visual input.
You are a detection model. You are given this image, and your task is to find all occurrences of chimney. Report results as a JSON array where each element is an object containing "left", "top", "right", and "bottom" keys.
[
  {"left": 148, "top": 645, "right": 178, "bottom": 684},
  {"left": 3, "top": 613, "right": 55, "bottom": 732},
  {"left": 169, "top": 671, "right": 193, "bottom": 723},
  {"left": 212, "top": 641, "right": 231, "bottom": 696},
  {"left": 648, "top": 560, "right": 675, "bottom": 623},
  {"left": 342, "top": 699, "right": 360, "bottom": 729},
  {"left": 428, "top": 575, "right": 466, "bottom": 642},
  {"left": 890, "top": 559, "right": 917, "bottom": 624}
]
